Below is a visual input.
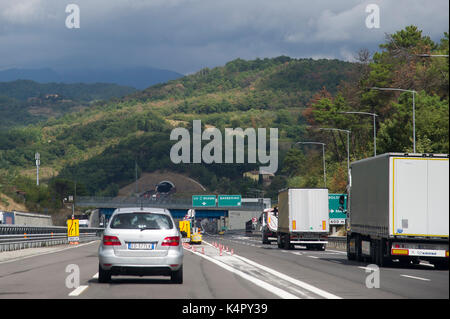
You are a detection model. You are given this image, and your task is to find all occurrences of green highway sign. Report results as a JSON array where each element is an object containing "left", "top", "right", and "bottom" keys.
[
  {"left": 218, "top": 195, "right": 242, "bottom": 207},
  {"left": 192, "top": 195, "right": 216, "bottom": 207},
  {"left": 329, "top": 194, "right": 347, "bottom": 222}
]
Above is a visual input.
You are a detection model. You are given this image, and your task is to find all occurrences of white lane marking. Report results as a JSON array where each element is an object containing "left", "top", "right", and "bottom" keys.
[
  {"left": 68, "top": 285, "right": 89, "bottom": 296},
  {"left": 291, "top": 251, "right": 303, "bottom": 256},
  {"left": 232, "top": 254, "right": 341, "bottom": 299},
  {"left": 400, "top": 275, "right": 430, "bottom": 281},
  {"left": 203, "top": 240, "right": 341, "bottom": 299},
  {"left": 307, "top": 256, "right": 319, "bottom": 259},
  {"left": 419, "top": 262, "right": 434, "bottom": 268},
  {"left": 358, "top": 266, "right": 374, "bottom": 271},
  {"left": 184, "top": 247, "right": 299, "bottom": 299},
  {"left": 324, "top": 249, "right": 347, "bottom": 254}
]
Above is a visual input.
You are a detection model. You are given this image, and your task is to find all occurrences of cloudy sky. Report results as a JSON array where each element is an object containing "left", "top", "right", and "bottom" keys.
[{"left": 0, "top": 0, "right": 448, "bottom": 74}]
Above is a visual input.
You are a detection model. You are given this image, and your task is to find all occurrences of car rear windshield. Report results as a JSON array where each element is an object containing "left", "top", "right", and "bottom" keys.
[{"left": 110, "top": 213, "right": 173, "bottom": 230}]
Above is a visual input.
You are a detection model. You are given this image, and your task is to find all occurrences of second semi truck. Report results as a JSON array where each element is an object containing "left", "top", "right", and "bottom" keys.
[
  {"left": 276, "top": 188, "right": 329, "bottom": 250},
  {"left": 347, "top": 153, "right": 449, "bottom": 269}
]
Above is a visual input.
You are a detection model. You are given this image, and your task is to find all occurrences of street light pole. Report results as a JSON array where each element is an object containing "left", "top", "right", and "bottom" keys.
[
  {"left": 35, "top": 152, "right": 40, "bottom": 186},
  {"left": 294, "top": 142, "right": 327, "bottom": 188},
  {"left": 340, "top": 111, "right": 378, "bottom": 156},
  {"left": 370, "top": 87, "right": 416, "bottom": 153},
  {"left": 318, "top": 128, "right": 351, "bottom": 185}
]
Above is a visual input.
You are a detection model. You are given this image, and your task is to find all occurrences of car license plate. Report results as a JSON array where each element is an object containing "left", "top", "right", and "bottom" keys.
[{"left": 128, "top": 242, "right": 155, "bottom": 250}]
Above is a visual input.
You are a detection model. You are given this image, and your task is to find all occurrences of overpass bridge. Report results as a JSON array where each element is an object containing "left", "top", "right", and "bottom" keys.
[
  {"left": 76, "top": 196, "right": 265, "bottom": 211},
  {"left": 75, "top": 196, "right": 267, "bottom": 229}
]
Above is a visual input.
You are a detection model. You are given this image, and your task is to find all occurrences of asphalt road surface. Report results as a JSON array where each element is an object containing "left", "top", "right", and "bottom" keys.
[{"left": 0, "top": 232, "right": 448, "bottom": 299}]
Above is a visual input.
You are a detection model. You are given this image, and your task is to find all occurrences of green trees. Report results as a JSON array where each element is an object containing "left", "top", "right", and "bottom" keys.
[{"left": 0, "top": 27, "right": 447, "bottom": 204}]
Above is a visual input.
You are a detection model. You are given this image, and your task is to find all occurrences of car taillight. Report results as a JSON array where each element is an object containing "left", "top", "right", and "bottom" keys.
[
  {"left": 162, "top": 236, "right": 180, "bottom": 246},
  {"left": 103, "top": 235, "right": 121, "bottom": 246}
]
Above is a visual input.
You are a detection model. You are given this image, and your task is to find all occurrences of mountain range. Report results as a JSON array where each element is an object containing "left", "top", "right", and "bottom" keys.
[{"left": 0, "top": 67, "right": 184, "bottom": 90}]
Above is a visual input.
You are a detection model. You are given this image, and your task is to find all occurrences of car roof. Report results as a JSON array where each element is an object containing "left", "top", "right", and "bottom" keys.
[{"left": 111, "top": 207, "right": 171, "bottom": 216}]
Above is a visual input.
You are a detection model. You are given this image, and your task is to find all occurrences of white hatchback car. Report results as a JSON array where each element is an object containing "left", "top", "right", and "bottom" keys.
[{"left": 98, "top": 207, "right": 184, "bottom": 283}]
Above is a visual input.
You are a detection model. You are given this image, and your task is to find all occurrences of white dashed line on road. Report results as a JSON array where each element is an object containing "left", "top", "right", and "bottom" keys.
[
  {"left": 68, "top": 285, "right": 89, "bottom": 296},
  {"left": 400, "top": 275, "right": 431, "bottom": 281}
]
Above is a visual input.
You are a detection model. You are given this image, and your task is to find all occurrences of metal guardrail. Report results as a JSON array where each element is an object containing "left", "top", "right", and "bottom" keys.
[
  {"left": 326, "top": 236, "right": 347, "bottom": 249},
  {"left": 0, "top": 225, "right": 104, "bottom": 252},
  {"left": 243, "top": 229, "right": 347, "bottom": 249},
  {"left": 76, "top": 196, "right": 265, "bottom": 211}
]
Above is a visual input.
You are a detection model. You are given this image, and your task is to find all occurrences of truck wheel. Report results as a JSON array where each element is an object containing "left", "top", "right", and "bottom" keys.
[
  {"left": 347, "top": 235, "right": 356, "bottom": 260},
  {"left": 277, "top": 234, "right": 282, "bottom": 248},
  {"left": 318, "top": 244, "right": 326, "bottom": 251},
  {"left": 370, "top": 239, "right": 377, "bottom": 264},
  {"left": 262, "top": 233, "right": 270, "bottom": 245},
  {"left": 355, "top": 235, "right": 363, "bottom": 262},
  {"left": 283, "top": 234, "right": 291, "bottom": 250}
]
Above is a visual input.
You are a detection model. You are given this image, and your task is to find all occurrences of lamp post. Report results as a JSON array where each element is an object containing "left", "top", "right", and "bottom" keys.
[
  {"left": 318, "top": 128, "right": 351, "bottom": 185},
  {"left": 294, "top": 142, "right": 327, "bottom": 188},
  {"left": 35, "top": 152, "right": 40, "bottom": 186},
  {"left": 370, "top": 87, "right": 416, "bottom": 153},
  {"left": 340, "top": 111, "right": 378, "bottom": 156}
]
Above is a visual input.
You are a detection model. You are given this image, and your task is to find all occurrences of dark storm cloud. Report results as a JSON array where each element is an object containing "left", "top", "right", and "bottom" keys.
[{"left": 0, "top": 0, "right": 448, "bottom": 74}]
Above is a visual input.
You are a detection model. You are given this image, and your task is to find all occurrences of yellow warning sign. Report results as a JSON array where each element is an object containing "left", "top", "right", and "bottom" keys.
[{"left": 67, "top": 219, "right": 79, "bottom": 238}]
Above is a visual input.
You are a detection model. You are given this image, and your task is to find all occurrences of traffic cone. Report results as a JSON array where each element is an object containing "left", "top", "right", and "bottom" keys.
[
  {"left": 231, "top": 248, "right": 234, "bottom": 256},
  {"left": 202, "top": 247, "right": 205, "bottom": 254}
]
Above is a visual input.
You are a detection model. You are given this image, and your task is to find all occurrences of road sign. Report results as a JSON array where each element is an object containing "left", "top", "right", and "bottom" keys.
[
  {"left": 329, "top": 194, "right": 347, "bottom": 220},
  {"left": 192, "top": 195, "right": 216, "bottom": 207},
  {"left": 330, "top": 219, "right": 346, "bottom": 225},
  {"left": 218, "top": 195, "right": 242, "bottom": 207},
  {"left": 67, "top": 219, "right": 79, "bottom": 242}
]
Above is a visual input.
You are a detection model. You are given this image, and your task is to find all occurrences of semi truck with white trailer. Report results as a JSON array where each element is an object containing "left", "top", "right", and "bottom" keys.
[
  {"left": 276, "top": 188, "right": 329, "bottom": 250},
  {"left": 347, "top": 153, "right": 449, "bottom": 269}
]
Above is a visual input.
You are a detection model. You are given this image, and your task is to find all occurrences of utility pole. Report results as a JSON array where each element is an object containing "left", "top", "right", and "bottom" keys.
[
  {"left": 318, "top": 128, "right": 351, "bottom": 186},
  {"left": 35, "top": 152, "right": 40, "bottom": 186},
  {"left": 135, "top": 160, "right": 139, "bottom": 196}
]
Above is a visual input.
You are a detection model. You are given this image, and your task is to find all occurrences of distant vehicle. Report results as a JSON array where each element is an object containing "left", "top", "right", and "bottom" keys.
[
  {"left": 276, "top": 188, "right": 329, "bottom": 250},
  {"left": 261, "top": 207, "right": 278, "bottom": 244},
  {"left": 179, "top": 209, "right": 202, "bottom": 244},
  {"left": 98, "top": 207, "right": 184, "bottom": 283},
  {"left": 347, "top": 153, "right": 449, "bottom": 269}
]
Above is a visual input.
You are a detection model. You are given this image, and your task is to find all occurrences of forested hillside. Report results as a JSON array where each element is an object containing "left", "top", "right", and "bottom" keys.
[
  {"left": 0, "top": 80, "right": 136, "bottom": 129},
  {"left": 0, "top": 26, "right": 447, "bottom": 214}
]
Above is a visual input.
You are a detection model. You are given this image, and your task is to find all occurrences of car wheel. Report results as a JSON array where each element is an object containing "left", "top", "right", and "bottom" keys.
[
  {"left": 171, "top": 265, "right": 183, "bottom": 284},
  {"left": 98, "top": 264, "right": 111, "bottom": 283}
]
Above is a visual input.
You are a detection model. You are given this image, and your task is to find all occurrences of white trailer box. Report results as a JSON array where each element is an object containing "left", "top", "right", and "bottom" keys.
[
  {"left": 278, "top": 188, "right": 329, "bottom": 233},
  {"left": 348, "top": 153, "right": 449, "bottom": 268},
  {"left": 277, "top": 188, "right": 329, "bottom": 250}
]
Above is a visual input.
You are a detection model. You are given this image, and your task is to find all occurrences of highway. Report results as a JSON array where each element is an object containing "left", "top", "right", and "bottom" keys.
[{"left": 0, "top": 232, "right": 448, "bottom": 299}]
